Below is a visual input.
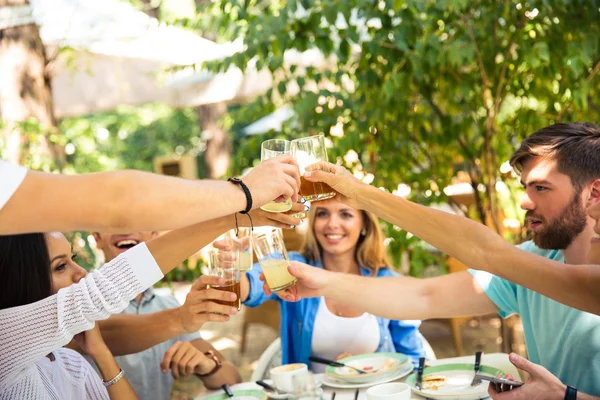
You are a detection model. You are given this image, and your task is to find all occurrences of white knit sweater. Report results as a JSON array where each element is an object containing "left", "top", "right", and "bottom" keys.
[{"left": 0, "top": 243, "right": 163, "bottom": 399}]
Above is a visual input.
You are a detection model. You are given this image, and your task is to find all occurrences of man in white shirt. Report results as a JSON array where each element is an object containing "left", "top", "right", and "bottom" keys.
[{"left": 0, "top": 156, "right": 301, "bottom": 234}]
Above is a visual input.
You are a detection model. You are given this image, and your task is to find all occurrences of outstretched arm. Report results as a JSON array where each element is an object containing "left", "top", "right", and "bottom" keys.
[
  {"left": 302, "top": 163, "right": 600, "bottom": 316},
  {"left": 280, "top": 266, "right": 497, "bottom": 320},
  {"left": 0, "top": 155, "right": 300, "bottom": 234}
]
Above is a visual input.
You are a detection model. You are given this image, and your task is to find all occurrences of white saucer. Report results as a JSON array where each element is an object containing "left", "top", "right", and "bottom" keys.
[{"left": 320, "top": 362, "right": 414, "bottom": 389}]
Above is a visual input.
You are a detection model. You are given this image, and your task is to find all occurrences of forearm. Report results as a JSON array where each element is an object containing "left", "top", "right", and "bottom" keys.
[
  {"left": 1, "top": 169, "right": 246, "bottom": 234},
  {"left": 91, "top": 350, "right": 138, "bottom": 399},
  {"left": 578, "top": 392, "right": 600, "bottom": 400},
  {"left": 359, "top": 185, "right": 508, "bottom": 274},
  {"left": 359, "top": 185, "right": 600, "bottom": 314},
  {"left": 321, "top": 271, "right": 495, "bottom": 320},
  {"left": 240, "top": 273, "right": 251, "bottom": 302},
  {"left": 98, "top": 308, "right": 185, "bottom": 356},
  {"left": 198, "top": 361, "right": 242, "bottom": 390},
  {"left": 146, "top": 216, "right": 232, "bottom": 275},
  {"left": 191, "top": 340, "right": 242, "bottom": 389}
]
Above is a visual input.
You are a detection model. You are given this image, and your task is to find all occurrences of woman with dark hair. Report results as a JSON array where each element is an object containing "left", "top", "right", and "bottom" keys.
[{"left": 0, "top": 215, "right": 268, "bottom": 399}]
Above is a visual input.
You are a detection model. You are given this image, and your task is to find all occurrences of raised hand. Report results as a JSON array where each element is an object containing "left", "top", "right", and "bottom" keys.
[
  {"left": 488, "top": 353, "right": 565, "bottom": 400},
  {"left": 303, "top": 162, "right": 365, "bottom": 209},
  {"left": 179, "top": 275, "right": 239, "bottom": 333},
  {"left": 243, "top": 154, "right": 301, "bottom": 208},
  {"left": 160, "top": 341, "right": 215, "bottom": 379}
]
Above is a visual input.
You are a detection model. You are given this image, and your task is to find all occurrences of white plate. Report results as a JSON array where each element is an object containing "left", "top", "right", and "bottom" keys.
[
  {"left": 320, "top": 362, "right": 414, "bottom": 389},
  {"left": 325, "top": 352, "right": 410, "bottom": 385},
  {"left": 406, "top": 363, "right": 506, "bottom": 400}
]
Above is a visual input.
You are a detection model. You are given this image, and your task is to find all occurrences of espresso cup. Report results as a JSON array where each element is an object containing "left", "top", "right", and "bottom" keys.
[
  {"left": 269, "top": 363, "right": 308, "bottom": 393},
  {"left": 366, "top": 382, "right": 411, "bottom": 400}
]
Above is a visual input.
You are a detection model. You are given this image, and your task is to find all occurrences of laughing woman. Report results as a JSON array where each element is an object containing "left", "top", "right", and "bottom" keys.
[{"left": 225, "top": 202, "right": 425, "bottom": 371}]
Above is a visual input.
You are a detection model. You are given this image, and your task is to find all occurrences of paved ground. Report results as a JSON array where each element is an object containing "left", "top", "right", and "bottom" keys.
[{"left": 168, "top": 283, "right": 526, "bottom": 400}]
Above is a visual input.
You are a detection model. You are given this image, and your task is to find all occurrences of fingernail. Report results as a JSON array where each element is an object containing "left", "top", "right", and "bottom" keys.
[
  {"left": 231, "top": 308, "right": 238, "bottom": 314},
  {"left": 230, "top": 293, "right": 237, "bottom": 300},
  {"left": 305, "top": 171, "right": 312, "bottom": 178},
  {"left": 162, "top": 369, "right": 167, "bottom": 373}
]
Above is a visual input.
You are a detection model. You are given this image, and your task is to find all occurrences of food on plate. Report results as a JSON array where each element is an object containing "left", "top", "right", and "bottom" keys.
[
  {"left": 422, "top": 374, "right": 446, "bottom": 390},
  {"left": 345, "top": 358, "right": 399, "bottom": 375}
]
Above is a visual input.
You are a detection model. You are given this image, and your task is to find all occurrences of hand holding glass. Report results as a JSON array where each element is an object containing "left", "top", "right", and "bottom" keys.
[
  {"left": 253, "top": 228, "right": 297, "bottom": 292},
  {"left": 291, "top": 134, "right": 335, "bottom": 202},
  {"left": 260, "top": 139, "right": 293, "bottom": 212}
]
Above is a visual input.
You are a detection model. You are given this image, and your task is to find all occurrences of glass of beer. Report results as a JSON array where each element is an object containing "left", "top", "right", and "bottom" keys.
[
  {"left": 253, "top": 228, "right": 297, "bottom": 292},
  {"left": 260, "top": 139, "right": 293, "bottom": 213},
  {"left": 207, "top": 249, "right": 241, "bottom": 311},
  {"left": 224, "top": 228, "right": 254, "bottom": 272},
  {"left": 291, "top": 134, "right": 335, "bottom": 202}
]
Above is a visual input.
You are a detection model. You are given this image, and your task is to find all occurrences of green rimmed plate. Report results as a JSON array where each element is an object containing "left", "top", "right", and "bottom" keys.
[
  {"left": 201, "top": 389, "right": 267, "bottom": 400},
  {"left": 325, "top": 352, "right": 410, "bottom": 384},
  {"left": 406, "top": 363, "right": 506, "bottom": 400}
]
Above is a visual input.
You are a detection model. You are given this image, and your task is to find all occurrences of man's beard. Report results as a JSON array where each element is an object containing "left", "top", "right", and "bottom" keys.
[{"left": 529, "top": 191, "right": 588, "bottom": 250}]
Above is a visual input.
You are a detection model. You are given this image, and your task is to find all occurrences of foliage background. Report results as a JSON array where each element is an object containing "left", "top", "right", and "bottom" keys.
[{"left": 7, "top": 0, "right": 600, "bottom": 278}]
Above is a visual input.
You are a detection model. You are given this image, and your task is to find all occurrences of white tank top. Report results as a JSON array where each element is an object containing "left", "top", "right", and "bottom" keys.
[{"left": 310, "top": 297, "right": 380, "bottom": 373}]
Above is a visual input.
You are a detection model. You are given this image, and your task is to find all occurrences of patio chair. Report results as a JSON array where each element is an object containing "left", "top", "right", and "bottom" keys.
[{"left": 250, "top": 337, "right": 283, "bottom": 382}]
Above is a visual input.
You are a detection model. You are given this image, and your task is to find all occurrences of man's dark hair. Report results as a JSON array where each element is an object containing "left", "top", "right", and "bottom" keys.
[
  {"left": 510, "top": 122, "right": 600, "bottom": 191},
  {"left": 0, "top": 233, "right": 52, "bottom": 309}
]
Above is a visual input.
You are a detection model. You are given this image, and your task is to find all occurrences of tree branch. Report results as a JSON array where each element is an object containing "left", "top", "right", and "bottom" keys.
[{"left": 557, "top": 59, "right": 600, "bottom": 121}]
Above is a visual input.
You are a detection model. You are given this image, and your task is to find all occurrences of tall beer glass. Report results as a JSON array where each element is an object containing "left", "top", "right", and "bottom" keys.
[
  {"left": 253, "top": 228, "right": 296, "bottom": 292},
  {"left": 260, "top": 139, "right": 293, "bottom": 213},
  {"left": 291, "top": 134, "right": 335, "bottom": 202}
]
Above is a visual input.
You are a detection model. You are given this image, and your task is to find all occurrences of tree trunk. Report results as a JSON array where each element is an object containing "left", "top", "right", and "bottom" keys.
[
  {"left": 139, "top": 0, "right": 159, "bottom": 20},
  {"left": 196, "top": 102, "right": 230, "bottom": 179},
  {"left": 0, "top": 0, "right": 64, "bottom": 169}
]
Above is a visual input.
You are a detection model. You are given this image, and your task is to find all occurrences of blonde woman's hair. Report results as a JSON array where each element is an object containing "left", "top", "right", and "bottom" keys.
[{"left": 300, "top": 205, "right": 392, "bottom": 275}]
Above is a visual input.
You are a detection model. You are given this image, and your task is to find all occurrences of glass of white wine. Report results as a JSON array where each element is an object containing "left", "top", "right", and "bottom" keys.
[
  {"left": 260, "top": 139, "right": 293, "bottom": 213},
  {"left": 253, "top": 228, "right": 296, "bottom": 292}
]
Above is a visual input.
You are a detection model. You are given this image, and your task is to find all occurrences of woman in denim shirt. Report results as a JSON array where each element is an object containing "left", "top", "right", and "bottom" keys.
[{"left": 238, "top": 201, "right": 425, "bottom": 370}]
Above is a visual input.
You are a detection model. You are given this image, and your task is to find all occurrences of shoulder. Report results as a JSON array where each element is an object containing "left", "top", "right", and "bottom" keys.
[{"left": 516, "top": 240, "right": 563, "bottom": 261}]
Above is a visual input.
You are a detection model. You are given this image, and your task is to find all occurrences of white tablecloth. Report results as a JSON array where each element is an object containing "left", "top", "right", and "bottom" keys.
[{"left": 197, "top": 353, "right": 520, "bottom": 400}]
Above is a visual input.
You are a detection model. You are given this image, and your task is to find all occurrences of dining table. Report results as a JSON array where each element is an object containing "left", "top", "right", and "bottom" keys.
[{"left": 196, "top": 353, "right": 521, "bottom": 400}]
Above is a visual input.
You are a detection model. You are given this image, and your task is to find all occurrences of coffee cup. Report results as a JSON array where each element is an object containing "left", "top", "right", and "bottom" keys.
[
  {"left": 269, "top": 363, "right": 308, "bottom": 393},
  {"left": 366, "top": 382, "right": 411, "bottom": 400}
]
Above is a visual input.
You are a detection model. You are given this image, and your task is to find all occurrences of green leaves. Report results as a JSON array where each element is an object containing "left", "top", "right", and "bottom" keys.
[{"left": 185, "top": 0, "right": 600, "bottom": 275}]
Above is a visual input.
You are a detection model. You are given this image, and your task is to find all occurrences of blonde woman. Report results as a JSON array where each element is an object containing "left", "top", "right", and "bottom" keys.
[{"left": 234, "top": 201, "right": 425, "bottom": 371}]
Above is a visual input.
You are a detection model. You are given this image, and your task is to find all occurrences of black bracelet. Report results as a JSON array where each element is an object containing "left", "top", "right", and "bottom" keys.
[
  {"left": 228, "top": 177, "right": 252, "bottom": 214},
  {"left": 564, "top": 385, "right": 577, "bottom": 400}
]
